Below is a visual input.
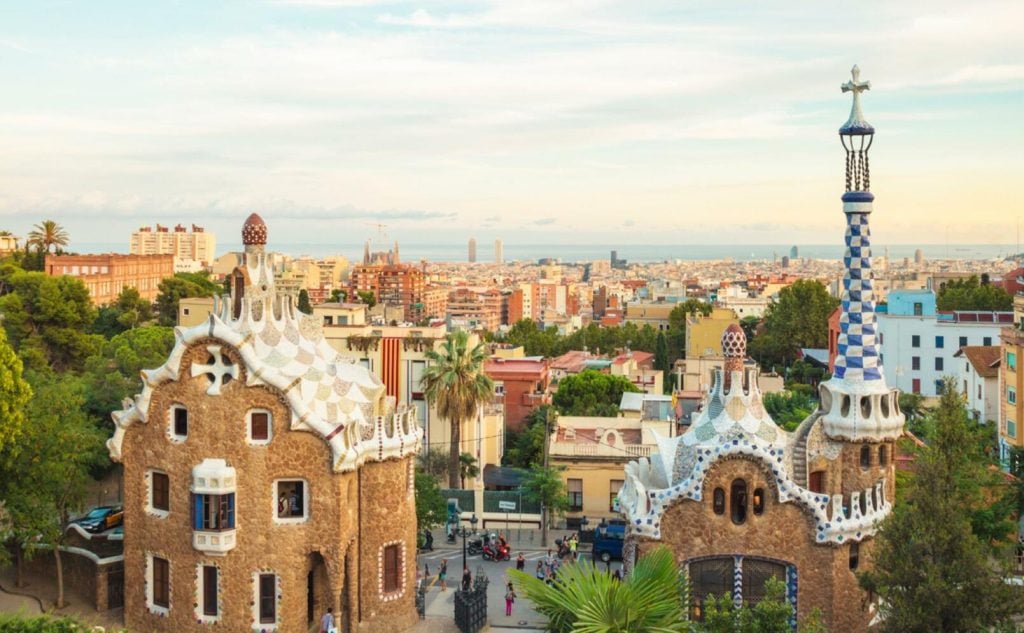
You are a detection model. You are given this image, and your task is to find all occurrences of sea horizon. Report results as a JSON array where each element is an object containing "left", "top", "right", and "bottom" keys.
[{"left": 67, "top": 242, "right": 1020, "bottom": 265}]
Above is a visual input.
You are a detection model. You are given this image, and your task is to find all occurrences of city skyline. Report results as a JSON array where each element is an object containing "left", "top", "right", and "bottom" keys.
[{"left": 1, "top": 1, "right": 1021, "bottom": 247}]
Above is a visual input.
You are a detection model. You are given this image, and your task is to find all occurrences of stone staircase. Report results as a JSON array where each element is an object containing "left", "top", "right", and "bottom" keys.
[{"left": 791, "top": 426, "right": 810, "bottom": 488}]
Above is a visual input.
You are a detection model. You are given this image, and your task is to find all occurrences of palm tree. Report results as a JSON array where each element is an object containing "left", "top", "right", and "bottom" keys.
[
  {"left": 27, "top": 220, "right": 69, "bottom": 253},
  {"left": 509, "top": 546, "right": 689, "bottom": 632},
  {"left": 421, "top": 330, "right": 494, "bottom": 489},
  {"left": 459, "top": 452, "right": 480, "bottom": 489}
]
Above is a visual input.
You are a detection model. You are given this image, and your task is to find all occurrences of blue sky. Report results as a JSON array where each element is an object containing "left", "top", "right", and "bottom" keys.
[{"left": 0, "top": 0, "right": 1021, "bottom": 250}]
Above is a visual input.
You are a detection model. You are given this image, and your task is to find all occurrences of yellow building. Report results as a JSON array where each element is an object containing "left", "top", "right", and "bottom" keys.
[
  {"left": 178, "top": 296, "right": 215, "bottom": 327},
  {"left": 0, "top": 233, "right": 20, "bottom": 256},
  {"left": 624, "top": 302, "right": 676, "bottom": 331},
  {"left": 999, "top": 294, "right": 1024, "bottom": 461},
  {"left": 130, "top": 223, "right": 217, "bottom": 266},
  {"left": 681, "top": 307, "right": 739, "bottom": 392},
  {"left": 549, "top": 410, "right": 674, "bottom": 525}
]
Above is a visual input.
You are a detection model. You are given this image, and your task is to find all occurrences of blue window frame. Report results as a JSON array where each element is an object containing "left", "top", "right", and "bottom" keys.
[
  {"left": 192, "top": 493, "right": 235, "bottom": 531},
  {"left": 935, "top": 335, "right": 944, "bottom": 348}
]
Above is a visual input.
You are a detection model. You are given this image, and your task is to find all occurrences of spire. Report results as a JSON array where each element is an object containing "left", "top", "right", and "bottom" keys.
[
  {"left": 363, "top": 240, "right": 370, "bottom": 265},
  {"left": 242, "top": 213, "right": 267, "bottom": 246},
  {"left": 819, "top": 65, "right": 903, "bottom": 442},
  {"left": 393, "top": 240, "right": 400, "bottom": 265}
]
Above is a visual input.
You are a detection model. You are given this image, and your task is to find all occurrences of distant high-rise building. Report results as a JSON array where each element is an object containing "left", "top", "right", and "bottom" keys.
[
  {"left": 468, "top": 237, "right": 477, "bottom": 263},
  {"left": 790, "top": 245, "right": 799, "bottom": 259},
  {"left": 130, "top": 223, "right": 217, "bottom": 267},
  {"left": 914, "top": 248, "right": 924, "bottom": 265},
  {"left": 494, "top": 239, "right": 503, "bottom": 264},
  {"left": 781, "top": 255, "right": 790, "bottom": 268},
  {"left": 610, "top": 250, "right": 627, "bottom": 270}
]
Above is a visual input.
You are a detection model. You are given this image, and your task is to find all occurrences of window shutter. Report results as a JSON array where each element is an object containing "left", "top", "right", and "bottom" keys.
[{"left": 192, "top": 494, "right": 203, "bottom": 530}]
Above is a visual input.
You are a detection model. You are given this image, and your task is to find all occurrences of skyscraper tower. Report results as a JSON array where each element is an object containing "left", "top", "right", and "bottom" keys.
[
  {"left": 494, "top": 239, "right": 503, "bottom": 264},
  {"left": 820, "top": 66, "right": 903, "bottom": 442},
  {"left": 468, "top": 237, "right": 477, "bottom": 263}
]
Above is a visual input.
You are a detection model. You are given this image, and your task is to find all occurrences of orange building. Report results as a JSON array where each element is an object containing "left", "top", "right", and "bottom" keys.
[
  {"left": 447, "top": 287, "right": 502, "bottom": 331},
  {"left": 484, "top": 357, "right": 550, "bottom": 431},
  {"left": 45, "top": 253, "right": 174, "bottom": 305}
]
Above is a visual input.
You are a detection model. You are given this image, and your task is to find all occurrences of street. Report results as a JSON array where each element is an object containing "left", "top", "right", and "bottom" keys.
[{"left": 416, "top": 541, "right": 624, "bottom": 630}]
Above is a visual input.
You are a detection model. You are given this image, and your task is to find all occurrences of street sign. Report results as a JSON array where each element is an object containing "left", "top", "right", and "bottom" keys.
[{"left": 498, "top": 500, "right": 516, "bottom": 511}]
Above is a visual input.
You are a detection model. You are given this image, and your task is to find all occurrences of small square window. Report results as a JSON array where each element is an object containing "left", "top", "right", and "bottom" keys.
[
  {"left": 959, "top": 336, "right": 968, "bottom": 347},
  {"left": 1009, "top": 388, "right": 1017, "bottom": 405},
  {"left": 192, "top": 493, "right": 235, "bottom": 531},
  {"left": 1009, "top": 420, "right": 1018, "bottom": 439},
  {"left": 935, "top": 357, "right": 944, "bottom": 371},
  {"left": 935, "top": 335, "right": 944, "bottom": 348},
  {"left": 983, "top": 337, "right": 992, "bottom": 346},
  {"left": 151, "top": 472, "right": 170, "bottom": 513},
  {"left": 183, "top": 308, "right": 191, "bottom": 316},
  {"left": 567, "top": 479, "right": 583, "bottom": 512},
  {"left": 275, "top": 480, "right": 308, "bottom": 522},
  {"left": 911, "top": 356, "right": 920, "bottom": 371},
  {"left": 249, "top": 410, "right": 271, "bottom": 444},
  {"left": 935, "top": 380, "right": 944, "bottom": 395},
  {"left": 913, "top": 302, "right": 923, "bottom": 316},
  {"left": 171, "top": 406, "right": 188, "bottom": 439},
  {"left": 911, "top": 335, "right": 920, "bottom": 348},
  {"left": 151, "top": 555, "right": 170, "bottom": 610}
]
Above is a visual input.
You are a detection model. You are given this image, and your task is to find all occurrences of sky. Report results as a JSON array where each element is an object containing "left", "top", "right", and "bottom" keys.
[{"left": 0, "top": 0, "right": 1021, "bottom": 251}]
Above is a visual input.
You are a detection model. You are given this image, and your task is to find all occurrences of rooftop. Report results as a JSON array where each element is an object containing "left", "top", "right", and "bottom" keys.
[{"left": 953, "top": 345, "right": 1001, "bottom": 378}]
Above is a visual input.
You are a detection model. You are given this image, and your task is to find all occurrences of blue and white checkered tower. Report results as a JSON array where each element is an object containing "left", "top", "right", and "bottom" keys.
[{"left": 819, "top": 66, "right": 905, "bottom": 442}]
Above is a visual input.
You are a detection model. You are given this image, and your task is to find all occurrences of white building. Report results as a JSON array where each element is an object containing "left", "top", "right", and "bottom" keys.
[
  {"left": 953, "top": 346, "right": 1000, "bottom": 422},
  {"left": 130, "top": 224, "right": 217, "bottom": 268},
  {"left": 876, "top": 289, "right": 1012, "bottom": 397}
]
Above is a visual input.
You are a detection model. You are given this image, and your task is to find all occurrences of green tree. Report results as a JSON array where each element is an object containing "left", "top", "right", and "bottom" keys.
[
  {"left": 739, "top": 315, "right": 761, "bottom": 341},
  {"left": 0, "top": 270, "right": 100, "bottom": 372},
  {"left": 459, "top": 452, "right": 480, "bottom": 489},
  {"left": 859, "top": 378, "right": 1018, "bottom": 632},
  {"left": 26, "top": 220, "right": 69, "bottom": 253},
  {"left": 552, "top": 369, "right": 640, "bottom": 416},
  {"left": 503, "top": 405, "right": 553, "bottom": 469},
  {"left": 521, "top": 465, "right": 569, "bottom": 547},
  {"left": 510, "top": 546, "right": 688, "bottom": 632},
  {"left": 297, "top": 289, "right": 313, "bottom": 314},
  {"left": 0, "top": 328, "right": 31, "bottom": 455},
  {"left": 91, "top": 286, "right": 153, "bottom": 338},
  {"left": 356, "top": 290, "right": 377, "bottom": 308},
  {"left": 937, "top": 275, "right": 1012, "bottom": 312},
  {"left": 750, "top": 280, "right": 838, "bottom": 369},
  {"left": 81, "top": 326, "right": 176, "bottom": 428},
  {"left": 421, "top": 330, "right": 494, "bottom": 488},
  {"left": 330, "top": 288, "right": 348, "bottom": 303},
  {"left": 155, "top": 275, "right": 217, "bottom": 326},
  {"left": 655, "top": 330, "right": 669, "bottom": 372},
  {"left": 762, "top": 390, "right": 814, "bottom": 431},
  {"left": 414, "top": 471, "right": 447, "bottom": 531},
  {"left": 0, "top": 372, "right": 107, "bottom": 605},
  {"left": 416, "top": 446, "right": 449, "bottom": 483}
]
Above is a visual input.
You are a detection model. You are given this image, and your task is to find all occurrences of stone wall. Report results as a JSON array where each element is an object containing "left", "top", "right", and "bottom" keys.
[
  {"left": 357, "top": 456, "right": 419, "bottom": 633},
  {"left": 641, "top": 456, "right": 874, "bottom": 632}
]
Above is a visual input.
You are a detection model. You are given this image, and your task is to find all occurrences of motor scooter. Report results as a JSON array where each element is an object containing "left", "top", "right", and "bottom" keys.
[{"left": 467, "top": 534, "right": 483, "bottom": 556}]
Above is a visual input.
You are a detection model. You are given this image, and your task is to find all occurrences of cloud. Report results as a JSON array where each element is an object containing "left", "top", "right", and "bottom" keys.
[{"left": 533, "top": 218, "right": 556, "bottom": 226}]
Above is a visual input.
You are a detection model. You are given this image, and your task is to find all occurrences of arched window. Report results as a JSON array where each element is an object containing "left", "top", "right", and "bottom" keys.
[
  {"left": 849, "top": 543, "right": 859, "bottom": 570},
  {"left": 860, "top": 445, "right": 871, "bottom": 470},
  {"left": 712, "top": 488, "right": 725, "bottom": 515},
  {"left": 878, "top": 444, "right": 888, "bottom": 466},
  {"left": 752, "top": 488, "right": 765, "bottom": 515},
  {"left": 730, "top": 480, "right": 747, "bottom": 525}
]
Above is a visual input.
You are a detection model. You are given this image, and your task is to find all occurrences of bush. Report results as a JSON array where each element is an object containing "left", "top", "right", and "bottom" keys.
[{"left": 0, "top": 613, "right": 124, "bottom": 632}]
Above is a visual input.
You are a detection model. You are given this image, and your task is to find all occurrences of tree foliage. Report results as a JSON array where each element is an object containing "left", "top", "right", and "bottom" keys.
[
  {"left": 859, "top": 378, "right": 1019, "bottom": 632},
  {"left": 416, "top": 446, "right": 449, "bottom": 483},
  {"left": 154, "top": 274, "right": 219, "bottom": 326},
  {"left": 0, "top": 328, "right": 31, "bottom": 456},
  {"left": 0, "top": 270, "right": 100, "bottom": 372},
  {"left": 414, "top": 471, "right": 447, "bottom": 531},
  {"left": 356, "top": 290, "right": 377, "bottom": 308},
  {"left": 459, "top": 452, "right": 480, "bottom": 488},
  {"left": 748, "top": 280, "right": 838, "bottom": 370},
  {"left": 81, "top": 326, "right": 176, "bottom": 428},
  {"left": 0, "top": 372, "right": 107, "bottom": 606},
  {"left": 503, "top": 405, "right": 553, "bottom": 469},
  {"left": 26, "top": 220, "right": 69, "bottom": 254},
  {"left": 762, "top": 390, "right": 814, "bottom": 432},
  {"left": 91, "top": 287, "right": 152, "bottom": 338},
  {"left": 552, "top": 369, "right": 640, "bottom": 416},
  {"left": 421, "top": 330, "right": 494, "bottom": 488},
  {"left": 521, "top": 464, "right": 568, "bottom": 547},
  {"left": 297, "top": 289, "right": 313, "bottom": 314},
  {"left": 937, "top": 275, "right": 1012, "bottom": 312}
]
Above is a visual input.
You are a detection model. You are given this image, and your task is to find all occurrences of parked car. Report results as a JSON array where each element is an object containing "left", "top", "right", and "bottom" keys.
[
  {"left": 71, "top": 506, "right": 123, "bottom": 533},
  {"left": 592, "top": 524, "right": 625, "bottom": 563}
]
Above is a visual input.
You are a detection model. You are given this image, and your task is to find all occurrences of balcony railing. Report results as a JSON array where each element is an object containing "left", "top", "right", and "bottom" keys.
[
  {"left": 193, "top": 528, "right": 236, "bottom": 555},
  {"left": 549, "top": 441, "right": 652, "bottom": 458}
]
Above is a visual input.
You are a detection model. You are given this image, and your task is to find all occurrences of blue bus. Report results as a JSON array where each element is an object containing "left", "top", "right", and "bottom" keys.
[{"left": 592, "top": 524, "right": 625, "bottom": 563}]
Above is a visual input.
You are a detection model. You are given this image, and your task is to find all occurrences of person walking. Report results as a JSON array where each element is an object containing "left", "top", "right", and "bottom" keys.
[
  {"left": 439, "top": 559, "right": 448, "bottom": 591},
  {"left": 535, "top": 560, "right": 545, "bottom": 581},
  {"left": 319, "top": 607, "right": 336, "bottom": 633},
  {"left": 461, "top": 567, "right": 472, "bottom": 592},
  {"left": 568, "top": 533, "right": 578, "bottom": 561},
  {"left": 504, "top": 582, "right": 516, "bottom": 617},
  {"left": 516, "top": 552, "right": 525, "bottom": 571}
]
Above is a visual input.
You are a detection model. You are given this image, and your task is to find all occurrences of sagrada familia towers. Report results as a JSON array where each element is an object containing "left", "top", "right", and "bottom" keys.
[{"left": 618, "top": 67, "right": 905, "bottom": 631}]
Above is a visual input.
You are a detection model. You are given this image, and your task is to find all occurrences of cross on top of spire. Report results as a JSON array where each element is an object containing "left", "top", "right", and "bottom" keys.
[{"left": 840, "top": 65, "right": 874, "bottom": 135}]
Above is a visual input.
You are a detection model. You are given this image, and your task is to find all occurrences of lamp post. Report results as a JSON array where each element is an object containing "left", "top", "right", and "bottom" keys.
[{"left": 460, "top": 514, "right": 479, "bottom": 580}]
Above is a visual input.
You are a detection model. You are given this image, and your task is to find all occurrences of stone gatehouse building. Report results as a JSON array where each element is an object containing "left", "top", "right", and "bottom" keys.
[
  {"left": 108, "top": 213, "right": 420, "bottom": 632},
  {"left": 618, "top": 67, "right": 905, "bottom": 632}
]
